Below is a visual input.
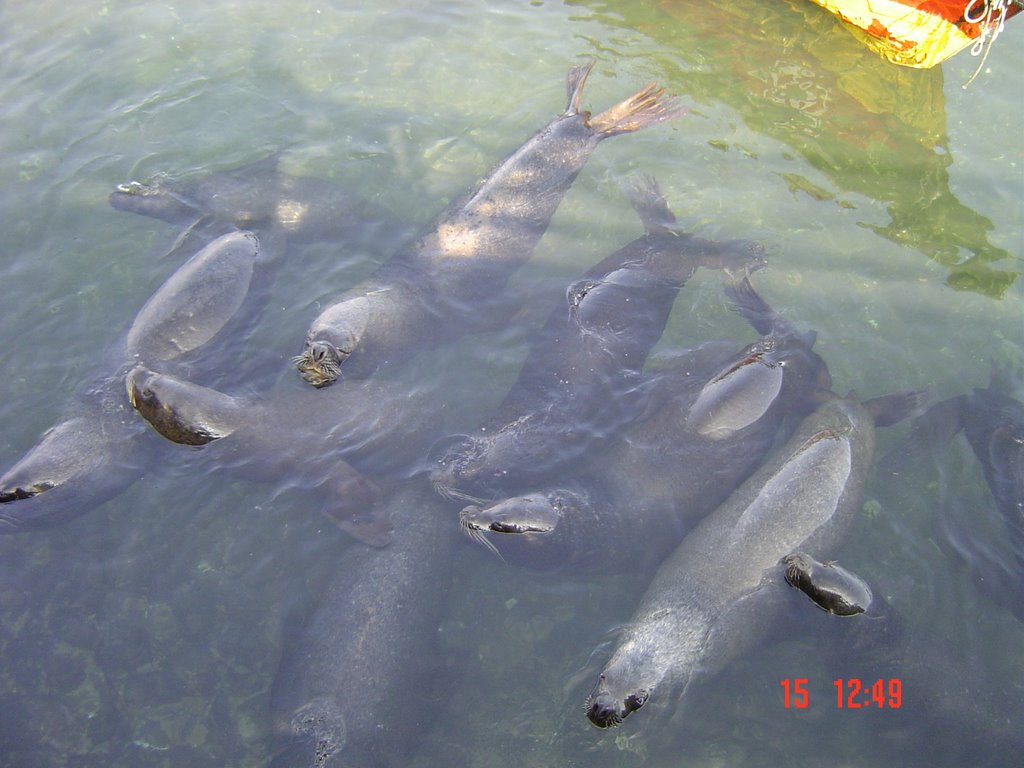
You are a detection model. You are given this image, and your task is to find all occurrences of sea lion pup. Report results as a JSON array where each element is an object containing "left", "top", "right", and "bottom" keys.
[
  {"left": 431, "top": 181, "right": 766, "bottom": 502},
  {"left": 109, "top": 152, "right": 397, "bottom": 247},
  {"left": 457, "top": 275, "right": 833, "bottom": 568},
  {"left": 269, "top": 483, "right": 458, "bottom": 768},
  {"left": 584, "top": 391, "right": 919, "bottom": 729},
  {"left": 0, "top": 230, "right": 279, "bottom": 532},
  {"left": 295, "top": 62, "right": 685, "bottom": 387}
]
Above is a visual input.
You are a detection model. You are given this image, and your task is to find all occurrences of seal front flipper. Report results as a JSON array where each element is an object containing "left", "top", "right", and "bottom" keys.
[
  {"left": 325, "top": 469, "right": 391, "bottom": 547},
  {"left": 0, "top": 374, "right": 154, "bottom": 533},
  {"left": 126, "top": 365, "right": 245, "bottom": 445},
  {"left": 125, "top": 230, "right": 262, "bottom": 363},
  {"left": 682, "top": 274, "right": 834, "bottom": 440},
  {"left": 781, "top": 551, "right": 873, "bottom": 616},
  {"left": 685, "top": 351, "right": 786, "bottom": 439}
]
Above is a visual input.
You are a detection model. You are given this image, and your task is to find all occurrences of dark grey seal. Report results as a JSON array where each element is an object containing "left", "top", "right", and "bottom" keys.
[
  {"left": 917, "top": 364, "right": 1023, "bottom": 563},
  {"left": 123, "top": 349, "right": 509, "bottom": 546},
  {"left": 268, "top": 482, "right": 459, "bottom": 767},
  {"left": 0, "top": 375, "right": 154, "bottom": 532},
  {"left": 0, "top": 230, "right": 280, "bottom": 532},
  {"left": 899, "top": 362, "right": 1024, "bottom": 620},
  {"left": 431, "top": 182, "right": 766, "bottom": 502},
  {"left": 109, "top": 153, "right": 395, "bottom": 246},
  {"left": 295, "top": 62, "right": 684, "bottom": 386},
  {"left": 124, "top": 366, "right": 439, "bottom": 545},
  {"left": 456, "top": 275, "right": 833, "bottom": 570},
  {"left": 584, "top": 391, "right": 917, "bottom": 728}
]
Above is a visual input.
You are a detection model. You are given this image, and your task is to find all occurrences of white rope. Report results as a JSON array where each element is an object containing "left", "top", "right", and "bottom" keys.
[{"left": 962, "top": 0, "right": 1012, "bottom": 88}]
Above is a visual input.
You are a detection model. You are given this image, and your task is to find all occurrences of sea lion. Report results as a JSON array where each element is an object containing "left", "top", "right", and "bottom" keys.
[
  {"left": 456, "top": 275, "right": 833, "bottom": 570},
  {"left": 917, "top": 364, "right": 1024, "bottom": 563},
  {"left": 295, "top": 62, "right": 684, "bottom": 386},
  {"left": 0, "top": 229, "right": 283, "bottom": 532},
  {"left": 0, "top": 375, "right": 155, "bottom": 532},
  {"left": 109, "top": 153, "right": 397, "bottom": 246},
  {"left": 899, "top": 362, "right": 1024, "bottom": 620},
  {"left": 431, "top": 180, "right": 765, "bottom": 502},
  {"left": 124, "top": 357, "right": 508, "bottom": 545},
  {"left": 584, "top": 391, "right": 918, "bottom": 728},
  {"left": 269, "top": 483, "right": 459, "bottom": 767}
]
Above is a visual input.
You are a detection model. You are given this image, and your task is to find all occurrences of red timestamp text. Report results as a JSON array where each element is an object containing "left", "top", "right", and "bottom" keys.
[{"left": 780, "top": 678, "right": 902, "bottom": 709}]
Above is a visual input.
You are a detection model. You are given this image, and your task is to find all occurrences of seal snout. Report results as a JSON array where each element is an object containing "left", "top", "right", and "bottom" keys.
[
  {"left": 429, "top": 436, "right": 487, "bottom": 501},
  {"left": 125, "top": 365, "right": 157, "bottom": 409},
  {"left": 294, "top": 340, "right": 343, "bottom": 388},
  {"left": 585, "top": 676, "right": 648, "bottom": 728}
]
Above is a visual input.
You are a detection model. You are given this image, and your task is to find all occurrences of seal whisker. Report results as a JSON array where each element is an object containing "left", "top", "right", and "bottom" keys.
[
  {"left": 459, "top": 517, "right": 505, "bottom": 562},
  {"left": 432, "top": 479, "right": 487, "bottom": 505}
]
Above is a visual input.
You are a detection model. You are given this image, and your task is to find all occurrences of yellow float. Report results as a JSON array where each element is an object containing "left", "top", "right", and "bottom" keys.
[{"left": 807, "top": 0, "right": 1020, "bottom": 69}]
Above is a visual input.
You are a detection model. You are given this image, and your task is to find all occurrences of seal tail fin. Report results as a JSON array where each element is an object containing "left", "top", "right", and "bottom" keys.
[
  {"left": 588, "top": 80, "right": 685, "bottom": 136},
  {"left": 861, "top": 389, "right": 928, "bottom": 428},
  {"left": 564, "top": 61, "right": 596, "bottom": 116}
]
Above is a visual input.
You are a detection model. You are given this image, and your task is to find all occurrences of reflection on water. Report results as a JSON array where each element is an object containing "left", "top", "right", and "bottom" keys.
[
  {"left": 615, "top": 0, "right": 1018, "bottom": 296},
  {"left": 0, "top": 1, "right": 1021, "bottom": 767}
]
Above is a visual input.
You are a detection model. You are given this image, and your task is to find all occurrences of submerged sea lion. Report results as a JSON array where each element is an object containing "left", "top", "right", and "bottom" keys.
[
  {"left": 0, "top": 230, "right": 282, "bottom": 532},
  {"left": 900, "top": 363, "right": 1024, "bottom": 620},
  {"left": 269, "top": 483, "right": 458, "bottom": 768},
  {"left": 0, "top": 375, "right": 154, "bottom": 531},
  {"left": 915, "top": 365, "right": 1024, "bottom": 563},
  {"left": 457, "top": 275, "right": 833, "bottom": 570},
  {"left": 584, "top": 391, "right": 917, "bottom": 728},
  {"left": 295, "top": 62, "right": 683, "bottom": 386},
  {"left": 124, "top": 356, "right": 508, "bottom": 545},
  {"left": 110, "top": 153, "right": 397, "bottom": 246},
  {"left": 431, "top": 181, "right": 765, "bottom": 501}
]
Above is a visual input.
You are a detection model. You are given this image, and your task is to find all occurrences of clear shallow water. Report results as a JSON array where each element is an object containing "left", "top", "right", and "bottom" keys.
[{"left": 0, "top": 1, "right": 1021, "bottom": 766}]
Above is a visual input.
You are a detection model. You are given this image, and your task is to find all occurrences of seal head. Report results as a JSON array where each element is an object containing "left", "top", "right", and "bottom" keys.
[
  {"left": 294, "top": 339, "right": 345, "bottom": 388},
  {"left": 294, "top": 295, "right": 374, "bottom": 387},
  {"left": 459, "top": 494, "right": 560, "bottom": 557},
  {"left": 109, "top": 179, "right": 202, "bottom": 224}
]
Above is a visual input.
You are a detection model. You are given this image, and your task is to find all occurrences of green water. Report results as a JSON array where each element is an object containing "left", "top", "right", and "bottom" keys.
[{"left": 1, "top": 1, "right": 1021, "bottom": 766}]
